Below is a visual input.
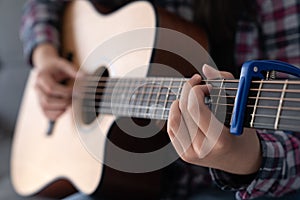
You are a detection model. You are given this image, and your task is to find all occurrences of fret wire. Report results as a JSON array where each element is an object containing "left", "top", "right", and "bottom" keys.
[
  {"left": 113, "top": 79, "right": 121, "bottom": 115},
  {"left": 162, "top": 78, "right": 173, "bottom": 119},
  {"left": 114, "top": 79, "right": 124, "bottom": 116},
  {"left": 115, "top": 79, "right": 123, "bottom": 115},
  {"left": 155, "top": 79, "right": 163, "bottom": 117},
  {"left": 275, "top": 80, "right": 288, "bottom": 130},
  {"left": 121, "top": 79, "right": 132, "bottom": 115},
  {"left": 128, "top": 79, "right": 137, "bottom": 115},
  {"left": 176, "top": 80, "right": 184, "bottom": 99},
  {"left": 144, "top": 81, "right": 153, "bottom": 117},
  {"left": 140, "top": 80, "right": 148, "bottom": 118},
  {"left": 214, "top": 79, "right": 224, "bottom": 115},
  {"left": 133, "top": 79, "right": 140, "bottom": 114},
  {"left": 250, "top": 79, "right": 263, "bottom": 127}
]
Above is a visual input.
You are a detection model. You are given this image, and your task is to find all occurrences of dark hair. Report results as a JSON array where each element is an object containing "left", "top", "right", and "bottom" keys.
[{"left": 194, "top": 0, "right": 257, "bottom": 75}]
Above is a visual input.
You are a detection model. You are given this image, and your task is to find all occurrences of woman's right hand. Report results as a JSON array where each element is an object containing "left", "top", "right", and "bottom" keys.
[{"left": 32, "top": 43, "right": 77, "bottom": 120}]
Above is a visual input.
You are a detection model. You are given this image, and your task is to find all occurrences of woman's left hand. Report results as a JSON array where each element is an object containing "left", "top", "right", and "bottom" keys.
[{"left": 167, "top": 64, "right": 262, "bottom": 175}]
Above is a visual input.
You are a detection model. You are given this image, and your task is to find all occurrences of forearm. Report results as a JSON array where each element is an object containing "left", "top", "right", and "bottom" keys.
[{"left": 32, "top": 43, "right": 59, "bottom": 68}]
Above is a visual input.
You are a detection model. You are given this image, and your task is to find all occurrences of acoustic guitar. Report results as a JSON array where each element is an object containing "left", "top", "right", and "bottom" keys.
[
  {"left": 11, "top": 1, "right": 209, "bottom": 199},
  {"left": 11, "top": 1, "right": 300, "bottom": 200}
]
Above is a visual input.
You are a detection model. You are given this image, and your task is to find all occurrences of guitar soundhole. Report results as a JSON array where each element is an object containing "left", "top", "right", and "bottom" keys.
[{"left": 81, "top": 67, "right": 109, "bottom": 124}]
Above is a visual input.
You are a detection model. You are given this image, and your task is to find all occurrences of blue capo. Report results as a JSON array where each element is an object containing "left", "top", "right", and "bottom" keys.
[{"left": 230, "top": 60, "right": 300, "bottom": 135}]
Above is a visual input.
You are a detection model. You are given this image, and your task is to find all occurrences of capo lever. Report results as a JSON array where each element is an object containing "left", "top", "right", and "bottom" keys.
[{"left": 230, "top": 60, "right": 300, "bottom": 135}]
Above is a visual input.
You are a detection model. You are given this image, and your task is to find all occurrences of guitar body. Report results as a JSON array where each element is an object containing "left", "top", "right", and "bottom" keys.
[{"left": 11, "top": 1, "right": 208, "bottom": 199}]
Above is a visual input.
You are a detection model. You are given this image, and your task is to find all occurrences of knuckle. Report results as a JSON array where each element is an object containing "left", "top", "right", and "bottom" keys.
[{"left": 213, "top": 137, "right": 228, "bottom": 152}]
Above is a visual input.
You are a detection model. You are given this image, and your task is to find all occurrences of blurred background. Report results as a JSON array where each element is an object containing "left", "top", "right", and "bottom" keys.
[{"left": 0, "top": 0, "right": 31, "bottom": 199}]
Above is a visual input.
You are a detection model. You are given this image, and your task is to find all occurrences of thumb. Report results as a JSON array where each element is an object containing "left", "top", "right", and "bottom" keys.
[
  {"left": 202, "top": 64, "right": 234, "bottom": 79},
  {"left": 56, "top": 58, "right": 77, "bottom": 78},
  {"left": 202, "top": 64, "right": 222, "bottom": 79}
]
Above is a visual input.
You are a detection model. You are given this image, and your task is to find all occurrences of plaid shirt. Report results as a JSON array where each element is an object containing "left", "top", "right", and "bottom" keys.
[{"left": 20, "top": 0, "right": 300, "bottom": 199}]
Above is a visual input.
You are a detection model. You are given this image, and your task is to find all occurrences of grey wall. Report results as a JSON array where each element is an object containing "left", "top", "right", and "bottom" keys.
[{"left": 0, "top": 0, "right": 30, "bottom": 135}]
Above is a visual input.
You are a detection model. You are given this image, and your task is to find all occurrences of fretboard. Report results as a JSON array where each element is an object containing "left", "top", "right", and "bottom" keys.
[{"left": 81, "top": 77, "right": 300, "bottom": 133}]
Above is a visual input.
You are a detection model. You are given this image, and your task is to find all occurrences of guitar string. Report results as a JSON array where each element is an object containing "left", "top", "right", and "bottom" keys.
[
  {"left": 81, "top": 103, "right": 300, "bottom": 120},
  {"left": 74, "top": 79, "right": 300, "bottom": 130},
  {"left": 79, "top": 93, "right": 300, "bottom": 121},
  {"left": 75, "top": 84, "right": 300, "bottom": 112},
  {"left": 75, "top": 84, "right": 300, "bottom": 104},
  {"left": 78, "top": 77, "right": 300, "bottom": 94},
  {"left": 80, "top": 89, "right": 300, "bottom": 101},
  {"left": 78, "top": 91, "right": 300, "bottom": 129},
  {"left": 73, "top": 77, "right": 300, "bottom": 124},
  {"left": 82, "top": 101, "right": 300, "bottom": 113},
  {"left": 80, "top": 75, "right": 300, "bottom": 85},
  {"left": 80, "top": 105, "right": 300, "bottom": 131},
  {"left": 79, "top": 91, "right": 300, "bottom": 110}
]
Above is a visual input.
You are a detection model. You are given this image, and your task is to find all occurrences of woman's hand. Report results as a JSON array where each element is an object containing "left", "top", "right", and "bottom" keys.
[
  {"left": 32, "top": 43, "right": 77, "bottom": 120},
  {"left": 167, "top": 64, "right": 262, "bottom": 175}
]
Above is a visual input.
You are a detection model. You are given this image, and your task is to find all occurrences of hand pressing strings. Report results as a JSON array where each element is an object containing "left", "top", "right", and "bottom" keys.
[{"left": 167, "top": 64, "right": 262, "bottom": 175}]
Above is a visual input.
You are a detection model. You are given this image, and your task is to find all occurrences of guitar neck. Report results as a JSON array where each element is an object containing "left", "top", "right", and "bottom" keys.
[{"left": 80, "top": 76, "right": 300, "bottom": 133}]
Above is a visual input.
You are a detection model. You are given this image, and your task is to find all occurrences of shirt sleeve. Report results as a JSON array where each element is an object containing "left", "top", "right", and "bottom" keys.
[
  {"left": 210, "top": 0, "right": 300, "bottom": 199},
  {"left": 210, "top": 130, "right": 300, "bottom": 199},
  {"left": 257, "top": 0, "right": 300, "bottom": 67},
  {"left": 20, "top": 0, "right": 65, "bottom": 65}
]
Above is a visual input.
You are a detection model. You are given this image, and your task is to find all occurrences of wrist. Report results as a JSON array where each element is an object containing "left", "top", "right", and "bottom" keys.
[
  {"left": 228, "top": 129, "right": 262, "bottom": 175},
  {"left": 32, "top": 43, "right": 59, "bottom": 68}
]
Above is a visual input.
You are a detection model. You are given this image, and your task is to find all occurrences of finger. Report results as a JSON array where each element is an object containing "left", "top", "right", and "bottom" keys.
[
  {"left": 202, "top": 64, "right": 234, "bottom": 79},
  {"left": 36, "top": 74, "right": 73, "bottom": 98},
  {"left": 169, "top": 127, "right": 201, "bottom": 163},
  {"left": 168, "top": 128, "right": 184, "bottom": 157},
  {"left": 188, "top": 85, "right": 224, "bottom": 143},
  {"left": 39, "top": 92, "right": 71, "bottom": 110},
  {"left": 35, "top": 85, "right": 70, "bottom": 120},
  {"left": 168, "top": 100, "right": 193, "bottom": 154},
  {"left": 44, "top": 109, "right": 66, "bottom": 120},
  {"left": 179, "top": 74, "right": 203, "bottom": 142},
  {"left": 55, "top": 58, "right": 77, "bottom": 79}
]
